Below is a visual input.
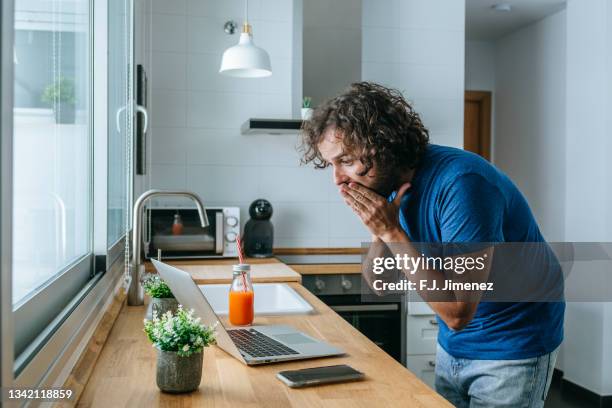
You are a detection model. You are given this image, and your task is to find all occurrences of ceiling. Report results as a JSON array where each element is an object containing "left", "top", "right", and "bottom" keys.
[{"left": 466, "top": 0, "right": 566, "bottom": 41}]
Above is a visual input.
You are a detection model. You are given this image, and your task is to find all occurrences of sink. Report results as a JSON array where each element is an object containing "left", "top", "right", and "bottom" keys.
[{"left": 198, "top": 283, "right": 314, "bottom": 315}]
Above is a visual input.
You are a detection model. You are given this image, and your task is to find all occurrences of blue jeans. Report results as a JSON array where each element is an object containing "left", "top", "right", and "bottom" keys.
[{"left": 435, "top": 344, "right": 558, "bottom": 408}]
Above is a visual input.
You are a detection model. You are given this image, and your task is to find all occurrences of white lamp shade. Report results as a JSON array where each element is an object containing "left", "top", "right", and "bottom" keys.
[{"left": 219, "top": 32, "right": 272, "bottom": 78}]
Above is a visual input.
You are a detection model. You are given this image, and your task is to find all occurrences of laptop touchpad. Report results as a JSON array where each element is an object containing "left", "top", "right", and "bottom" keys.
[{"left": 274, "top": 333, "right": 316, "bottom": 345}]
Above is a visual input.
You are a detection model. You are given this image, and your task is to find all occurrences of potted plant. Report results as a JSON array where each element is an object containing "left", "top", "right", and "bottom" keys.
[
  {"left": 301, "top": 96, "right": 313, "bottom": 120},
  {"left": 41, "top": 76, "right": 76, "bottom": 124},
  {"left": 144, "top": 306, "right": 216, "bottom": 393},
  {"left": 144, "top": 275, "right": 178, "bottom": 317}
]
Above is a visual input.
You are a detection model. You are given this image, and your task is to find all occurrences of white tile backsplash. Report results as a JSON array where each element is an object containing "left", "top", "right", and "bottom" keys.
[
  {"left": 255, "top": 20, "right": 294, "bottom": 59},
  {"left": 396, "top": 65, "right": 462, "bottom": 100},
  {"left": 151, "top": 89, "right": 187, "bottom": 127},
  {"left": 362, "top": 27, "right": 400, "bottom": 63},
  {"left": 362, "top": 0, "right": 400, "bottom": 29},
  {"left": 151, "top": 13, "right": 187, "bottom": 53},
  {"left": 186, "top": 0, "right": 247, "bottom": 18},
  {"left": 398, "top": 29, "right": 464, "bottom": 66},
  {"left": 253, "top": 133, "right": 302, "bottom": 166},
  {"left": 187, "top": 16, "right": 238, "bottom": 55},
  {"left": 152, "top": 0, "right": 186, "bottom": 15},
  {"left": 147, "top": 0, "right": 465, "bottom": 248},
  {"left": 152, "top": 52, "right": 187, "bottom": 90},
  {"left": 412, "top": 98, "right": 464, "bottom": 138},
  {"left": 328, "top": 203, "right": 371, "bottom": 239},
  {"left": 151, "top": 164, "right": 187, "bottom": 190},
  {"left": 273, "top": 202, "right": 329, "bottom": 238},
  {"left": 184, "top": 128, "right": 261, "bottom": 166},
  {"left": 259, "top": 0, "right": 293, "bottom": 23},
  {"left": 186, "top": 165, "right": 261, "bottom": 203},
  {"left": 258, "top": 166, "right": 332, "bottom": 203},
  {"left": 362, "top": 0, "right": 465, "bottom": 150},
  {"left": 362, "top": 62, "right": 400, "bottom": 88},
  {"left": 150, "top": 127, "right": 189, "bottom": 164}
]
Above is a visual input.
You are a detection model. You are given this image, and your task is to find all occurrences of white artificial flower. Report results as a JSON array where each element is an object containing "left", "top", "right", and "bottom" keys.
[{"left": 182, "top": 344, "right": 190, "bottom": 352}]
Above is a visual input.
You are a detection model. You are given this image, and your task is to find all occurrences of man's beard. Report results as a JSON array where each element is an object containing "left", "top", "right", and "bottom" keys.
[{"left": 366, "top": 169, "right": 401, "bottom": 198}]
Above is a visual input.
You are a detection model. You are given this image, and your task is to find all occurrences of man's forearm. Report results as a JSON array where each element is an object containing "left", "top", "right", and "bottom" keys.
[{"left": 378, "top": 230, "right": 482, "bottom": 330}]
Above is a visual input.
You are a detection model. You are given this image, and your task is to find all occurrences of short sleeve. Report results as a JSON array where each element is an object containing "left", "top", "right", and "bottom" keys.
[{"left": 438, "top": 173, "right": 505, "bottom": 243}]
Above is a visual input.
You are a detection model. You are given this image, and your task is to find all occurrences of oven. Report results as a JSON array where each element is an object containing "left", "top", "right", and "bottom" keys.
[
  {"left": 278, "top": 255, "right": 406, "bottom": 365},
  {"left": 144, "top": 207, "right": 240, "bottom": 259}
]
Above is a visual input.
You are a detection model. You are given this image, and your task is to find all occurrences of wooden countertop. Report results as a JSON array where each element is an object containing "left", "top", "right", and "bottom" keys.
[
  {"left": 145, "top": 258, "right": 302, "bottom": 283},
  {"left": 78, "top": 282, "right": 449, "bottom": 407}
]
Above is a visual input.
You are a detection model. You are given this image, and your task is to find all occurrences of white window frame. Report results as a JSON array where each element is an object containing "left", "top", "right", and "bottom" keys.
[
  {"left": 1, "top": 0, "right": 134, "bottom": 393},
  {"left": 1, "top": 0, "right": 16, "bottom": 394}
]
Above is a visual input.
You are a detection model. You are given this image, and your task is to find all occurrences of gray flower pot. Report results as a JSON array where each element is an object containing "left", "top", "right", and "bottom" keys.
[
  {"left": 151, "top": 297, "right": 178, "bottom": 317},
  {"left": 156, "top": 349, "right": 203, "bottom": 393}
]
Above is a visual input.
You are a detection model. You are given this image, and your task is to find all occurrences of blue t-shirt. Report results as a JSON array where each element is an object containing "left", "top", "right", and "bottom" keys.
[{"left": 393, "top": 144, "right": 564, "bottom": 360}]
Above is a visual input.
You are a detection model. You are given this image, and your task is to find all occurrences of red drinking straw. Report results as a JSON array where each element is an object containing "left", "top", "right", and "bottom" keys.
[{"left": 236, "top": 235, "right": 248, "bottom": 291}]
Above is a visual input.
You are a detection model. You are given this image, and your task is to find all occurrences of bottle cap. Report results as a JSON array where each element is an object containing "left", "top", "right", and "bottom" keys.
[{"left": 233, "top": 264, "right": 251, "bottom": 273}]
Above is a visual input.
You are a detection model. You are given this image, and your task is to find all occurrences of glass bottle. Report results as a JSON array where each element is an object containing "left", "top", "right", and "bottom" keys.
[
  {"left": 229, "top": 264, "right": 254, "bottom": 325},
  {"left": 172, "top": 213, "right": 183, "bottom": 235}
]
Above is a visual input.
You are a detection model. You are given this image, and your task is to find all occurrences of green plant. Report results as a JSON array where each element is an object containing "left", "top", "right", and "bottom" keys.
[
  {"left": 41, "top": 76, "right": 76, "bottom": 106},
  {"left": 302, "top": 96, "right": 312, "bottom": 109},
  {"left": 143, "top": 275, "right": 174, "bottom": 298},
  {"left": 144, "top": 306, "right": 216, "bottom": 357}
]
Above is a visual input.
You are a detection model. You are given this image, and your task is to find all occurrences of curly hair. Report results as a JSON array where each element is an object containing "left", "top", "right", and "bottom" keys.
[{"left": 300, "top": 82, "right": 429, "bottom": 177}]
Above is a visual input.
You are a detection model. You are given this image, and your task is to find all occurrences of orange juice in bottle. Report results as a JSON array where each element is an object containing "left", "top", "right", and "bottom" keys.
[{"left": 229, "top": 264, "right": 254, "bottom": 325}]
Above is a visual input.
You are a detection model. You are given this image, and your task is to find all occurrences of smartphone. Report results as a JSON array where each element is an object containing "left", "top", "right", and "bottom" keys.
[{"left": 276, "top": 365, "right": 365, "bottom": 388}]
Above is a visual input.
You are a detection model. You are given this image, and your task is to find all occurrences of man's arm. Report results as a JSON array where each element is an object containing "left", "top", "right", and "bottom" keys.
[
  {"left": 342, "top": 176, "right": 501, "bottom": 331},
  {"left": 381, "top": 230, "right": 492, "bottom": 330}
]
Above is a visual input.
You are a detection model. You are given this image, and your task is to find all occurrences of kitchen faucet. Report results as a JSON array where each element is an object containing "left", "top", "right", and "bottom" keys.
[{"left": 127, "top": 189, "right": 209, "bottom": 306}]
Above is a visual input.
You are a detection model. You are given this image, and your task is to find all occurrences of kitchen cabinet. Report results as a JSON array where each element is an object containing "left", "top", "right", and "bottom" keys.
[{"left": 406, "top": 292, "right": 438, "bottom": 389}]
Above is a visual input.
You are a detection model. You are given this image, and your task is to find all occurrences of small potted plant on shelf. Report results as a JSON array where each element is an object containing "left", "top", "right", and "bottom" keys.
[
  {"left": 301, "top": 96, "right": 313, "bottom": 120},
  {"left": 144, "top": 275, "right": 178, "bottom": 317},
  {"left": 41, "top": 76, "right": 76, "bottom": 124},
  {"left": 144, "top": 306, "right": 216, "bottom": 393}
]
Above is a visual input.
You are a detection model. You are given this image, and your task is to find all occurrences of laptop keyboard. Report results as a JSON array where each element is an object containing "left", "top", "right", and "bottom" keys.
[{"left": 228, "top": 329, "right": 299, "bottom": 358}]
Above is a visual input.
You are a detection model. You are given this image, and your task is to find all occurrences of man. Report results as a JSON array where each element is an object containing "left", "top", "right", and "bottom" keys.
[{"left": 301, "top": 82, "right": 564, "bottom": 407}]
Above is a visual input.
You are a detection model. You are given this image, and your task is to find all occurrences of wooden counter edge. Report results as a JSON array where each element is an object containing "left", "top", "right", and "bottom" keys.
[
  {"left": 288, "top": 263, "right": 361, "bottom": 275},
  {"left": 54, "top": 285, "right": 127, "bottom": 408}
]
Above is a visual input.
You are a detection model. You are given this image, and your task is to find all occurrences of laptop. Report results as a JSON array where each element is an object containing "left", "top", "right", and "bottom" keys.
[{"left": 151, "top": 259, "right": 344, "bottom": 365}]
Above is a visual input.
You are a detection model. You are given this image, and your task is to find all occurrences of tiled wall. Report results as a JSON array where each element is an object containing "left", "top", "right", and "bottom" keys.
[
  {"left": 146, "top": 0, "right": 369, "bottom": 247},
  {"left": 147, "top": 0, "right": 466, "bottom": 248},
  {"left": 361, "top": 0, "right": 466, "bottom": 148},
  {"left": 303, "top": 0, "right": 361, "bottom": 107}
]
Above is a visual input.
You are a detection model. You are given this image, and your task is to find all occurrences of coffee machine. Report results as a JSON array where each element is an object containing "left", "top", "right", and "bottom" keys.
[{"left": 243, "top": 199, "right": 274, "bottom": 258}]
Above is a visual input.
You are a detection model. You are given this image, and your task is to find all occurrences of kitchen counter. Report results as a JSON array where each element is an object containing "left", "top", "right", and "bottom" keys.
[
  {"left": 75, "top": 262, "right": 450, "bottom": 407},
  {"left": 144, "top": 257, "right": 302, "bottom": 283}
]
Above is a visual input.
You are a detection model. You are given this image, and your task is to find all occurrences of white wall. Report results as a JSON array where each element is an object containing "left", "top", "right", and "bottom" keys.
[
  {"left": 493, "top": 10, "right": 567, "bottom": 242},
  {"left": 563, "top": 0, "right": 612, "bottom": 396},
  {"left": 146, "top": 0, "right": 369, "bottom": 248},
  {"left": 465, "top": 41, "right": 495, "bottom": 91},
  {"left": 361, "top": 0, "right": 465, "bottom": 149},
  {"left": 464, "top": 40, "right": 495, "bottom": 161},
  {"left": 303, "top": 0, "right": 361, "bottom": 107}
]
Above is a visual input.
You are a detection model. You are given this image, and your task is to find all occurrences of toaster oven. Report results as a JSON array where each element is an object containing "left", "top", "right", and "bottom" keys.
[{"left": 144, "top": 207, "right": 240, "bottom": 259}]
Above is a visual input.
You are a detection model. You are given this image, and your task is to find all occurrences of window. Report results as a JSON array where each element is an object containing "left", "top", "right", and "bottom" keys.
[
  {"left": 108, "top": 0, "right": 132, "bottom": 248},
  {"left": 12, "top": 0, "right": 93, "bottom": 358}
]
